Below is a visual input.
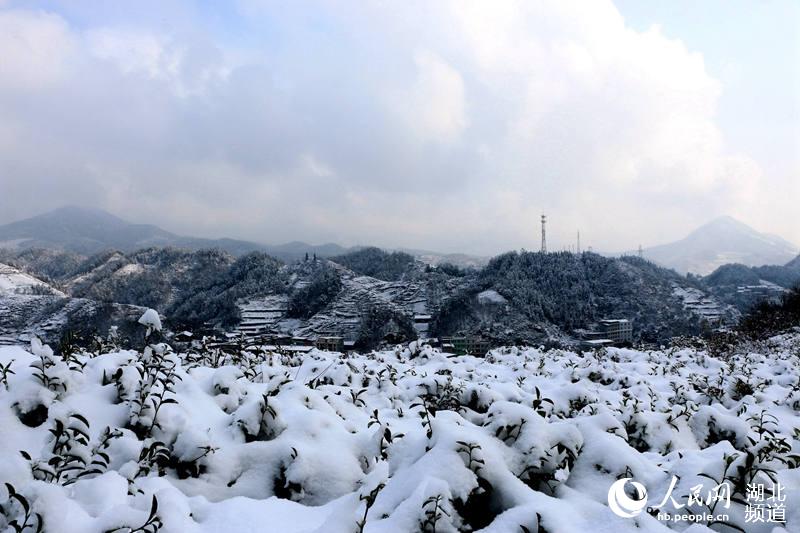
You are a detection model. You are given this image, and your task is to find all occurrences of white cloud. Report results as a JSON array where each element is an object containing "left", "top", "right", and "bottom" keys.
[
  {"left": 392, "top": 50, "right": 467, "bottom": 144},
  {"left": 88, "top": 29, "right": 177, "bottom": 80},
  {"left": 86, "top": 28, "right": 231, "bottom": 97},
  {"left": 0, "top": 1, "right": 790, "bottom": 253},
  {"left": 0, "top": 9, "right": 74, "bottom": 90}
]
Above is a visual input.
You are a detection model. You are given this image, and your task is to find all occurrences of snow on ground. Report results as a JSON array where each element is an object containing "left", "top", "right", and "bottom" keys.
[
  {"left": 1, "top": 329, "right": 799, "bottom": 532},
  {"left": 477, "top": 290, "right": 507, "bottom": 305},
  {"left": 0, "top": 264, "right": 64, "bottom": 297},
  {"left": 672, "top": 284, "right": 735, "bottom": 324},
  {"left": 116, "top": 264, "right": 146, "bottom": 277}
]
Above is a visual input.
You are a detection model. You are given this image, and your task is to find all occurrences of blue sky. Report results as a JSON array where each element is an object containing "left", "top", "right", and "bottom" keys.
[{"left": 0, "top": 1, "right": 797, "bottom": 253}]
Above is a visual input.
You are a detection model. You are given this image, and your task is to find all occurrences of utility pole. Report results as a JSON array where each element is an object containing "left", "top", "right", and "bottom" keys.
[{"left": 541, "top": 214, "right": 547, "bottom": 253}]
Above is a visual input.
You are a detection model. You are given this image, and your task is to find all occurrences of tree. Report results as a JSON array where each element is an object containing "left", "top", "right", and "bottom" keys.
[
  {"left": 356, "top": 305, "right": 417, "bottom": 350},
  {"left": 287, "top": 265, "right": 342, "bottom": 319},
  {"left": 331, "top": 247, "right": 416, "bottom": 281},
  {"left": 739, "top": 285, "right": 800, "bottom": 339}
]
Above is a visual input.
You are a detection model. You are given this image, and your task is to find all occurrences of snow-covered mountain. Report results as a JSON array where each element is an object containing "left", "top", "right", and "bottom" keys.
[{"left": 643, "top": 216, "right": 798, "bottom": 275}]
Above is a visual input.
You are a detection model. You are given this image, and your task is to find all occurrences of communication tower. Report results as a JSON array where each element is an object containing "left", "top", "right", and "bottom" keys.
[{"left": 541, "top": 214, "right": 547, "bottom": 253}]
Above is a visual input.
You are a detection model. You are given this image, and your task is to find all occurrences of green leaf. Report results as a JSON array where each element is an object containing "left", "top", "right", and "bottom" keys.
[
  {"left": 70, "top": 413, "right": 90, "bottom": 428},
  {"left": 10, "top": 491, "right": 30, "bottom": 514},
  {"left": 147, "top": 494, "right": 159, "bottom": 522}
]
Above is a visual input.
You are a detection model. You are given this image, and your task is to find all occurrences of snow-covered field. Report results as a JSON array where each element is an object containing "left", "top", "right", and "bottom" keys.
[{"left": 1, "top": 326, "right": 799, "bottom": 532}]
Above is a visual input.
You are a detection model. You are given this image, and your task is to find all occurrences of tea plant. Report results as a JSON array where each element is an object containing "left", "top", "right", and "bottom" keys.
[
  {"left": 0, "top": 360, "right": 14, "bottom": 389},
  {"left": 125, "top": 347, "right": 181, "bottom": 439},
  {"left": 29, "top": 351, "right": 67, "bottom": 395},
  {"left": 456, "top": 441, "right": 484, "bottom": 474},
  {"left": 356, "top": 483, "right": 384, "bottom": 533},
  {"left": 1, "top": 483, "right": 43, "bottom": 533},
  {"left": 135, "top": 440, "right": 171, "bottom": 479},
  {"left": 21, "top": 413, "right": 92, "bottom": 484},
  {"left": 420, "top": 494, "right": 451, "bottom": 533},
  {"left": 104, "top": 495, "right": 161, "bottom": 533},
  {"left": 368, "top": 409, "right": 404, "bottom": 461},
  {"left": 531, "top": 386, "right": 554, "bottom": 418}
]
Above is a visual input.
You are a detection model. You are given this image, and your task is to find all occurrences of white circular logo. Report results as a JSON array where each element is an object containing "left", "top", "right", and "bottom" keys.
[{"left": 608, "top": 478, "right": 648, "bottom": 518}]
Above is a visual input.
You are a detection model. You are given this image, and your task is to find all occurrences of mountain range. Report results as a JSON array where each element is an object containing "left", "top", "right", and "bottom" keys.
[
  {"left": 0, "top": 206, "right": 349, "bottom": 261},
  {"left": 2, "top": 207, "right": 797, "bottom": 275},
  {"left": 0, "top": 206, "right": 486, "bottom": 267},
  {"left": 0, "top": 206, "right": 799, "bottom": 349},
  {"left": 0, "top": 241, "right": 796, "bottom": 351}
]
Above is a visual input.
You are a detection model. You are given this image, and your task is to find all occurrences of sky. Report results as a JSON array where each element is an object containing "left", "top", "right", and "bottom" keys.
[{"left": 0, "top": 0, "right": 797, "bottom": 255}]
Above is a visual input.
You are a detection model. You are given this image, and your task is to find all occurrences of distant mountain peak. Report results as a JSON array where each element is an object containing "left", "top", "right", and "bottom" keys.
[
  {"left": 645, "top": 216, "right": 798, "bottom": 275},
  {"left": 689, "top": 216, "right": 761, "bottom": 238},
  {"left": 50, "top": 204, "right": 114, "bottom": 215},
  {"left": 33, "top": 205, "right": 127, "bottom": 223},
  {"left": 0, "top": 206, "right": 219, "bottom": 255},
  {"left": 705, "top": 215, "right": 739, "bottom": 225}
]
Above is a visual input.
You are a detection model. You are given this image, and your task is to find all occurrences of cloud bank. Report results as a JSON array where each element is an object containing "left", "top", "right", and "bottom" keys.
[{"left": 0, "top": 1, "right": 791, "bottom": 254}]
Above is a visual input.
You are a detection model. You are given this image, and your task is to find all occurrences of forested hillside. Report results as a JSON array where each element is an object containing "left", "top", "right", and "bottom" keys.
[
  {"left": 330, "top": 247, "right": 418, "bottom": 281},
  {"left": 432, "top": 252, "right": 710, "bottom": 344},
  {"left": 701, "top": 259, "right": 800, "bottom": 311},
  {"left": 1, "top": 245, "right": 748, "bottom": 347}
]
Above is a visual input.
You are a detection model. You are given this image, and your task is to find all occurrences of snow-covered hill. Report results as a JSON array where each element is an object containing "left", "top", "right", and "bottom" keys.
[
  {"left": 0, "top": 264, "right": 69, "bottom": 345},
  {"left": 0, "top": 263, "right": 146, "bottom": 346},
  {"left": 0, "top": 263, "right": 64, "bottom": 297},
  {"left": 1, "top": 246, "right": 735, "bottom": 346},
  {"left": 0, "top": 325, "right": 798, "bottom": 532},
  {"left": 643, "top": 216, "right": 798, "bottom": 275}
]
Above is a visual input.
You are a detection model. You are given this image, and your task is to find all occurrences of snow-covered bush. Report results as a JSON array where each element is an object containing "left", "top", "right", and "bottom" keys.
[
  {"left": 138, "top": 309, "right": 162, "bottom": 337},
  {"left": 0, "top": 328, "right": 799, "bottom": 532}
]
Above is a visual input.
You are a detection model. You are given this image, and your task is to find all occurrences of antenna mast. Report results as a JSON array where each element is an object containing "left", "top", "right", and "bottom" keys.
[
  {"left": 541, "top": 214, "right": 547, "bottom": 253},
  {"left": 577, "top": 230, "right": 581, "bottom": 254},
  {"left": 638, "top": 244, "right": 643, "bottom": 259}
]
